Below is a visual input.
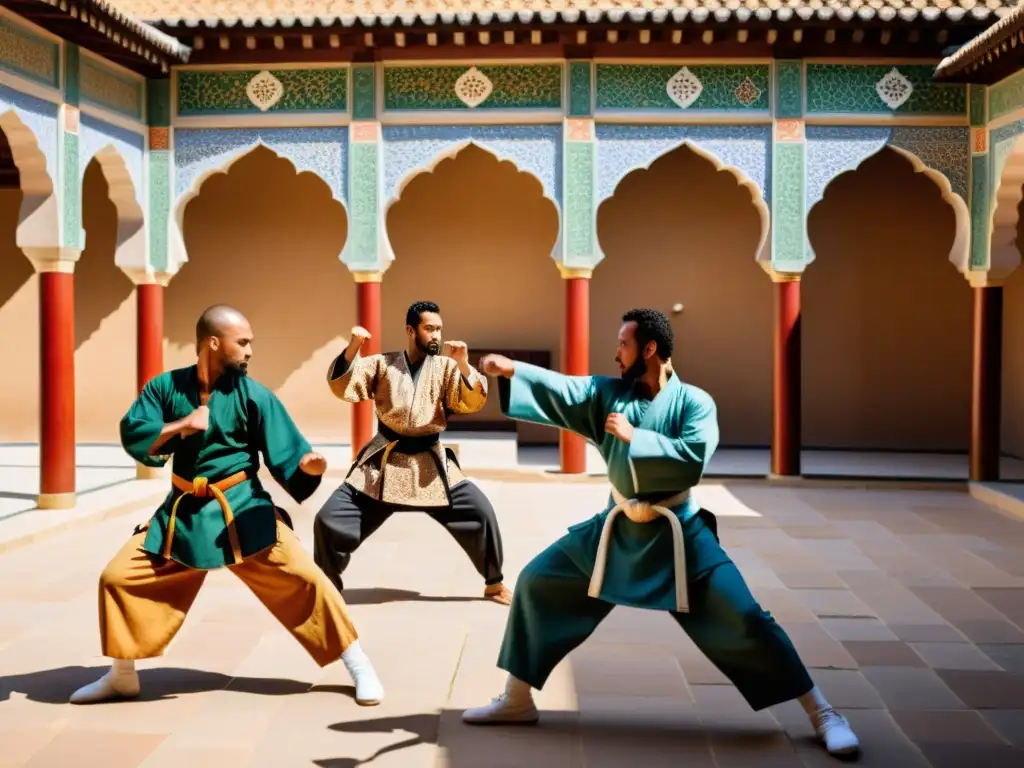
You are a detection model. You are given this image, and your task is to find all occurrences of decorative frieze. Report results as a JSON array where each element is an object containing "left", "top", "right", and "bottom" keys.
[
  {"left": 595, "top": 64, "right": 771, "bottom": 112},
  {"left": 805, "top": 64, "right": 966, "bottom": 115},
  {"left": 80, "top": 57, "right": 144, "bottom": 121},
  {"left": 989, "top": 70, "right": 1024, "bottom": 122},
  {"left": 176, "top": 67, "right": 349, "bottom": 116},
  {"left": 0, "top": 16, "right": 59, "bottom": 90},
  {"left": 382, "top": 64, "right": 562, "bottom": 111}
]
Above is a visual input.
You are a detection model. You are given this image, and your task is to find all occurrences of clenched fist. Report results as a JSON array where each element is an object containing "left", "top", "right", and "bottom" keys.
[
  {"left": 443, "top": 340, "right": 469, "bottom": 364},
  {"left": 604, "top": 413, "right": 634, "bottom": 444},
  {"left": 479, "top": 354, "right": 515, "bottom": 378},
  {"left": 299, "top": 452, "right": 328, "bottom": 476},
  {"left": 181, "top": 405, "right": 209, "bottom": 437},
  {"left": 350, "top": 326, "right": 371, "bottom": 346}
]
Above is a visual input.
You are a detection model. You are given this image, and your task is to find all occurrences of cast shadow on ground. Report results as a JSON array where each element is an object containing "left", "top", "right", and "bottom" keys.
[
  {"left": 341, "top": 587, "right": 485, "bottom": 606},
  {"left": 317, "top": 710, "right": 818, "bottom": 768},
  {"left": 0, "top": 665, "right": 355, "bottom": 705}
]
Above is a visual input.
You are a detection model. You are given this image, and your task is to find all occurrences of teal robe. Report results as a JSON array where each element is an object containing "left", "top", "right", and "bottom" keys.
[
  {"left": 120, "top": 365, "right": 321, "bottom": 570},
  {"left": 499, "top": 362, "right": 729, "bottom": 611}
]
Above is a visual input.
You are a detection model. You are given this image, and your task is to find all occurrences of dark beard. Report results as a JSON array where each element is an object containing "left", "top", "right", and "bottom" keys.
[
  {"left": 621, "top": 356, "right": 647, "bottom": 383},
  {"left": 226, "top": 360, "right": 249, "bottom": 376},
  {"left": 418, "top": 338, "right": 440, "bottom": 356}
]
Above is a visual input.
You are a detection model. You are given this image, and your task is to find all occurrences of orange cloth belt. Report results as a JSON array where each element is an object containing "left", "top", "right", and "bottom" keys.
[{"left": 165, "top": 471, "right": 248, "bottom": 564}]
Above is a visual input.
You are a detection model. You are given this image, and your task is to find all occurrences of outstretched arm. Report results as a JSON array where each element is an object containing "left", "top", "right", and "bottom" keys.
[
  {"left": 481, "top": 355, "right": 602, "bottom": 444},
  {"left": 327, "top": 325, "right": 382, "bottom": 403},
  {"left": 625, "top": 389, "right": 719, "bottom": 495},
  {"left": 254, "top": 390, "right": 325, "bottom": 503}
]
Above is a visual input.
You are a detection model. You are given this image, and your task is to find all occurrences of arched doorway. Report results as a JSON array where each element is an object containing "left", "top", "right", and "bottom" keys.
[
  {"left": 804, "top": 147, "right": 970, "bottom": 450},
  {"left": 168, "top": 146, "right": 350, "bottom": 441},
  {"left": 593, "top": 144, "right": 769, "bottom": 446},
  {"left": 1003, "top": 199, "right": 1024, "bottom": 459},
  {"left": 73, "top": 158, "right": 138, "bottom": 441},
  {"left": 0, "top": 125, "right": 39, "bottom": 442},
  {"left": 383, "top": 143, "right": 561, "bottom": 431}
]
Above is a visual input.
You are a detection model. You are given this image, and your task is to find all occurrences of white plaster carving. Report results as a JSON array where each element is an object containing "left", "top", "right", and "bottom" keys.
[
  {"left": 666, "top": 67, "right": 703, "bottom": 110},
  {"left": 875, "top": 68, "right": 913, "bottom": 110},
  {"left": 454, "top": 67, "right": 494, "bottom": 109},
  {"left": 246, "top": 71, "right": 284, "bottom": 112}
]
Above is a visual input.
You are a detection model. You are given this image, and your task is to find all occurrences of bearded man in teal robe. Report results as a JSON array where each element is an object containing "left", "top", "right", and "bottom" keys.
[{"left": 461, "top": 308, "right": 860, "bottom": 759}]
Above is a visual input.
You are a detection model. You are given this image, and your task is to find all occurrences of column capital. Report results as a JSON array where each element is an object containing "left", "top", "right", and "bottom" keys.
[
  {"left": 121, "top": 267, "right": 173, "bottom": 286},
  {"left": 763, "top": 265, "right": 802, "bottom": 283},
  {"left": 557, "top": 264, "right": 593, "bottom": 280},
  {"left": 23, "top": 247, "right": 80, "bottom": 273},
  {"left": 965, "top": 271, "right": 1008, "bottom": 288},
  {"left": 352, "top": 270, "right": 383, "bottom": 283}
]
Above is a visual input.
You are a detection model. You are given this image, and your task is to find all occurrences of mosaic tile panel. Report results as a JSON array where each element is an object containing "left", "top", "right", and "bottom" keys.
[
  {"left": 79, "top": 114, "right": 145, "bottom": 210},
  {"left": 147, "top": 79, "right": 171, "bottom": 127},
  {"left": 990, "top": 70, "right": 1024, "bottom": 121},
  {"left": 176, "top": 68, "right": 349, "bottom": 116},
  {"left": 60, "top": 131, "right": 81, "bottom": 249},
  {"left": 563, "top": 140, "right": 595, "bottom": 264},
  {"left": 174, "top": 127, "right": 348, "bottom": 205},
  {"left": 383, "top": 65, "right": 562, "bottom": 111},
  {"left": 343, "top": 140, "right": 381, "bottom": 270},
  {"left": 594, "top": 124, "right": 770, "bottom": 203},
  {"left": 806, "top": 65, "right": 966, "bottom": 115},
  {"left": 0, "top": 17, "right": 59, "bottom": 89},
  {"left": 352, "top": 65, "right": 375, "bottom": 120},
  {"left": 970, "top": 153, "right": 990, "bottom": 271},
  {"left": 81, "top": 57, "right": 143, "bottom": 121},
  {"left": 595, "top": 64, "right": 770, "bottom": 112},
  {"left": 805, "top": 126, "right": 970, "bottom": 211},
  {"left": 382, "top": 124, "right": 562, "bottom": 204},
  {"left": 970, "top": 85, "right": 987, "bottom": 127},
  {"left": 775, "top": 60, "right": 803, "bottom": 119},
  {"left": 568, "top": 61, "right": 592, "bottom": 117},
  {"left": 772, "top": 141, "right": 805, "bottom": 266},
  {"left": 0, "top": 84, "right": 59, "bottom": 193},
  {"left": 148, "top": 150, "right": 170, "bottom": 272}
]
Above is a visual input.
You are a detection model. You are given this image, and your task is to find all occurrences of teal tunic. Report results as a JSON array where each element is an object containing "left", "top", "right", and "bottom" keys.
[
  {"left": 499, "top": 362, "right": 730, "bottom": 611},
  {"left": 121, "top": 366, "right": 321, "bottom": 570}
]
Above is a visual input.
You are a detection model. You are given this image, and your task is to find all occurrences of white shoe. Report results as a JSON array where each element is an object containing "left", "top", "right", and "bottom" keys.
[
  {"left": 462, "top": 692, "right": 539, "bottom": 725},
  {"left": 341, "top": 642, "right": 384, "bottom": 706},
  {"left": 814, "top": 707, "right": 860, "bottom": 757},
  {"left": 69, "top": 664, "right": 140, "bottom": 704}
]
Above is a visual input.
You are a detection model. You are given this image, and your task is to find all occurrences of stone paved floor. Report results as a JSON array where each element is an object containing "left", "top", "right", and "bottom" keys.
[{"left": 1, "top": 477, "right": 1024, "bottom": 767}]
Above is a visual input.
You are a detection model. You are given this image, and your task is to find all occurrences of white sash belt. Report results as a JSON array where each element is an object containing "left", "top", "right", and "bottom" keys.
[{"left": 587, "top": 487, "right": 692, "bottom": 613}]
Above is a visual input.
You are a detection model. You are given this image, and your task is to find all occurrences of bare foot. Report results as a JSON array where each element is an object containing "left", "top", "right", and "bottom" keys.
[{"left": 484, "top": 583, "right": 513, "bottom": 606}]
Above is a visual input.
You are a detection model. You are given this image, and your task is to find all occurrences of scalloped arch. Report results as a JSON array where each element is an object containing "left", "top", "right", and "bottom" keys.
[
  {"left": 597, "top": 139, "right": 771, "bottom": 264},
  {"left": 385, "top": 138, "right": 560, "bottom": 215},
  {"left": 986, "top": 133, "right": 1024, "bottom": 283},
  {"left": 0, "top": 108, "right": 58, "bottom": 255},
  {"left": 84, "top": 145, "right": 147, "bottom": 274},
  {"left": 810, "top": 145, "right": 970, "bottom": 274},
  {"left": 169, "top": 141, "right": 349, "bottom": 275}
]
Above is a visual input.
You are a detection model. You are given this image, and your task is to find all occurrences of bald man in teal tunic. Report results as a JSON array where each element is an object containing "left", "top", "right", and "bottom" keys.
[{"left": 462, "top": 309, "right": 860, "bottom": 759}]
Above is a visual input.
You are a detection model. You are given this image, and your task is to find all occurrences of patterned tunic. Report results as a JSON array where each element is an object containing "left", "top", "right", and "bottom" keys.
[{"left": 328, "top": 351, "right": 487, "bottom": 506}]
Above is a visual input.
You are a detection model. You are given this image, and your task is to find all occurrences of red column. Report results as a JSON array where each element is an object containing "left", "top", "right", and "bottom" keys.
[
  {"left": 136, "top": 283, "right": 164, "bottom": 392},
  {"left": 771, "top": 275, "right": 801, "bottom": 477},
  {"left": 560, "top": 269, "right": 590, "bottom": 474},
  {"left": 39, "top": 269, "right": 76, "bottom": 509},
  {"left": 970, "top": 285, "right": 1003, "bottom": 482},
  {"left": 352, "top": 274, "right": 382, "bottom": 458}
]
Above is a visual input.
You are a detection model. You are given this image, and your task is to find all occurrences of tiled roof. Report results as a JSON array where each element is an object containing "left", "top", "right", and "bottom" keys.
[
  {"left": 106, "top": 0, "right": 1017, "bottom": 29},
  {"left": 38, "top": 0, "right": 190, "bottom": 59},
  {"left": 934, "top": 0, "right": 1024, "bottom": 77}
]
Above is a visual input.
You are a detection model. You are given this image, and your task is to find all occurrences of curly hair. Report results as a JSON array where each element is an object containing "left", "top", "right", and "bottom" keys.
[
  {"left": 622, "top": 308, "right": 674, "bottom": 361},
  {"left": 405, "top": 300, "right": 440, "bottom": 329}
]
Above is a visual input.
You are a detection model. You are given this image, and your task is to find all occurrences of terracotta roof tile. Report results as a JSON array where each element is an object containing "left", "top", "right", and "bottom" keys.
[{"left": 104, "top": 0, "right": 1018, "bottom": 28}]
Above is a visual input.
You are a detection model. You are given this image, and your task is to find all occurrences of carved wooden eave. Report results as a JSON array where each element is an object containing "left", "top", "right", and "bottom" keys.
[
  {"left": 935, "top": 4, "right": 1024, "bottom": 84},
  {"left": 0, "top": 0, "right": 191, "bottom": 76},
  {"left": 154, "top": 18, "right": 999, "bottom": 66}
]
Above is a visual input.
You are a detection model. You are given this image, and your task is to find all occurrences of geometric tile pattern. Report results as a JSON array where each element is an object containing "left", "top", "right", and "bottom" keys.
[
  {"left": 806, "top": 64, "right": 967, "bottom": 116},
  {"left": 4, "top": 479, "right": 1022, "bottom": 766},
  {"left": 596, "top": 64, "right": 770, "bottom": 111},
  {"left": 383, "top": 64, "right": 562, "bottom": 111}
]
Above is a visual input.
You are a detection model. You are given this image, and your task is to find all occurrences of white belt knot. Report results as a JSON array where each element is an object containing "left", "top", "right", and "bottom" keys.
[{"left": 587, "top": 487, "right": 691, "bottom": 613}]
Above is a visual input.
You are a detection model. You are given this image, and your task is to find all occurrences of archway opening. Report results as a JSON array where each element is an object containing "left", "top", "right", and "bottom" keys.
[
  {"left": 1003, "top": 195, "right": 1024, "bottom": 459},
  {"left": 74, "top": 157, "right": 137, "bottom": 441},
  {"left": 594, "top": 143, "right": 769, "bottom": 446},
  {"left": 805, "top": 147, "right": 969, "bottom": 451},
  {"left": 0, "top": 125, "right": 39, "bottom": 442},
  {"left": 384, "top": 143, "right": 561, "bottom": 435},
  {"left": 168, "top": 145, "right": 350, "bottom": 440}
]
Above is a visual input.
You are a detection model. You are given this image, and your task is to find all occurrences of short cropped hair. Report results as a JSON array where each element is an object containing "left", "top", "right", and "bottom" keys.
[
  {"left": 406, "top": 301, "right": 440, "bottom": 329},
  {"left": 622, "top": 308, "right": 674, "bottom": 361}
]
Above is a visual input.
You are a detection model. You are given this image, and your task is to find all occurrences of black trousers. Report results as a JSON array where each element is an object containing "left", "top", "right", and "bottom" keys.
[{"left": 313, "top": 480, "right": 505, "bottom": 592}]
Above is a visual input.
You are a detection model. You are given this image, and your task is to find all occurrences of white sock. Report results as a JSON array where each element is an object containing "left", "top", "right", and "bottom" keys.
[
  {"left": 797, "top": 686, "right": 831, "bottom": 720},
  {"left": 504, "top": 675, "right": 532, "bottom": 704},
  {"left": 112, "top": 659, "right": 136, "bottom": 676}
]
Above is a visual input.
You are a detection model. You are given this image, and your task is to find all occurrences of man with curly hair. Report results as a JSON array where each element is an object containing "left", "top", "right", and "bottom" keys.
[{"left": 462, "top": 308, "right": 860, "bottom": 759}]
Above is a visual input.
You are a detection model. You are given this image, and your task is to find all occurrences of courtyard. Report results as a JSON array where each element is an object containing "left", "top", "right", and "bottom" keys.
[{"left": 1, "top": 469, "right": 1024, "bottom": 767}]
